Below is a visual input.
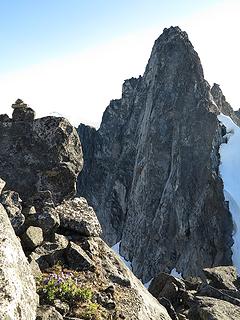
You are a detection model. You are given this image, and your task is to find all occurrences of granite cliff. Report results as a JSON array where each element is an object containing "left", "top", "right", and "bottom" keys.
[{"left": 78, "top": 26, "right": 237, "bottom": 283}]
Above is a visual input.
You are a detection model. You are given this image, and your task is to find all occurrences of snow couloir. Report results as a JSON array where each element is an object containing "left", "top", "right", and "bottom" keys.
[{"left": 218, "top": 114, "right": 240, "bottom": 272}]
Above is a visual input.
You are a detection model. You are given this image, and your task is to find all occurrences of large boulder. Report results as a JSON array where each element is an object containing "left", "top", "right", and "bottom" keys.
[
  {"left": 0, "top": 103, "right": 83, "bottom": 204},
  {"left": 56, "top": 197, "right": 102, "bottom": 237},
  {"left": 0, "top": 203, "right": 38, "bottom": 319},
  {"left": 21, "top": 226, "right": 44, "bottom": 250},
  {"left": 66, "top": 241, "right": 95, "bottom": 271}
]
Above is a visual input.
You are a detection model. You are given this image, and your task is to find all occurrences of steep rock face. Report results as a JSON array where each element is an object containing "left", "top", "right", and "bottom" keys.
[
  {"left": 0, "top": 203, "right": 38, "bottom": 319},
  {"left": 78, "top": 27, "right": 233, "bottom": 282},
  {"left": 0, "top": 104, "right": 82, "bottom": 204}
]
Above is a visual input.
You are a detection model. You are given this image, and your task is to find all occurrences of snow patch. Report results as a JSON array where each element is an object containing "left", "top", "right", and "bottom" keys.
[
  {"left": 111, "top": 241, "right": 132, "bottom": 270},
  {"left": 170, "top": 268, "right": 182, "bottom": 278},
  {"left": 144, "top": 278, "right": 153, "bottom": 289},
  {"left": 218, "top": 114, "right": 240, "bottom": 272}
]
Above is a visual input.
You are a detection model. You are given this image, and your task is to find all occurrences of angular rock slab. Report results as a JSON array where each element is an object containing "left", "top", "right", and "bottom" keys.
[
  {"left": 0, "top": 204, "right": 38, "bottom": 319},
  {"left": 21, "top": 226, "right": 44, "bottom": 250},
  {"left": 66, "top": 241, "right": 95, "bottom": 271},
  {"left": 0, "top": 113, "right": 83, "bottom": 204},
  {"left": 189, "top": 296, "right": 240, "bottom": 320},
  {"left": 56, "top": 197, "right": 102, "bottom": 236},
  {"left": 97, "top": 238, "right": 171, "bottom": 320},
  {"left": 31, "top": 234, "right": 69, "bottom": 270},
  {"left": 203, "top": 266, "right": 238, "bottom": 290}
]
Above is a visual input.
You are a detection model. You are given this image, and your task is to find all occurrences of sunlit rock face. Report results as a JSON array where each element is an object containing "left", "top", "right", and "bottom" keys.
[
  {"left": 0, "top": 204, "right": 38, "bottom": 319},
  {"left": 78, "top": 26, "right": 234, "bottom": 282}
]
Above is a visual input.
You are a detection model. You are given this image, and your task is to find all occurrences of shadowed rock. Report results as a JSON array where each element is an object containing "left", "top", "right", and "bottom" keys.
[
  {"left": 78, "top": 26, "right": 233, "bottom": 282},
  {"left": 0, "top": 102, "right": 83, "bottom": 204}
]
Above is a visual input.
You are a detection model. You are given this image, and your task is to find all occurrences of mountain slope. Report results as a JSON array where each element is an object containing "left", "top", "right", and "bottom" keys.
[{"left": 78, "top": 26, "right": 233, "bottom": 282}]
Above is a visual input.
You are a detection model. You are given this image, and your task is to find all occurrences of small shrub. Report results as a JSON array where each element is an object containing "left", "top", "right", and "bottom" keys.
[{"left": 37, "top": 271, "right": 92, "bottom": 305}]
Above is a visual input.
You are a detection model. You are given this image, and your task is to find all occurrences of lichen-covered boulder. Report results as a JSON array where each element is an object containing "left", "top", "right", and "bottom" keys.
[
  {"left": 0, "top": 203, "right": 38, "bottom": 319},
  {"left": 21, "top": 226, "right": 44, "bottom": 250},
  {"left": 0, "top": 104, "right": 83, "bottom": 204},
  {"left": 56, "top": 197, "right": 102, "bottom": 236}
]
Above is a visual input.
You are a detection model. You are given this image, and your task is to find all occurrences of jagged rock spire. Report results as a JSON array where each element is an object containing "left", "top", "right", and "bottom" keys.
[{"left": 78, "top": 26, "right": 232, "bottom": 282}]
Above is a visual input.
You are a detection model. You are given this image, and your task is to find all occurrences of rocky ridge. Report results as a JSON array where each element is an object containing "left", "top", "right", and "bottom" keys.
[
  {"left": 77, "top": 26, "right": 236, "bottom": 282},
  {"left": 0, "top": 103, "right": 170, "bottom": 320}
]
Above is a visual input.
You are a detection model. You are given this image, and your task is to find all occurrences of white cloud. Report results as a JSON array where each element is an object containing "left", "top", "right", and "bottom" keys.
[{"left": 0, "top": 0, "right": 239, "bottom": 127}]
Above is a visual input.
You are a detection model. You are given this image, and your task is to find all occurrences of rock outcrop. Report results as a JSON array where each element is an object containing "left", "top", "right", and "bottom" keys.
[
  {"left": 0, "top": 203, "right": 38, "bottom": 320},
  {"left": 0, "top": 100, "right": 82, "bottom": 204},
  {"left": 0, "top": 103, "right": 170, "bottom": 319},
  {"left": 77, "top": 26, "right": 233, "bottom": 282},
  {"left": 149, "top": 265, "right": 240, "bottom": 320},
  {"left": 28, "top": 195, "right": 170, "bottom": 320}
]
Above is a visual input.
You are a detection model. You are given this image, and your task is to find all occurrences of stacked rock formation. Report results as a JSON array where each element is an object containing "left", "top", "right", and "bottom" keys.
[{"left": 77, "top": 26, "right": 237, "bottom": 283}]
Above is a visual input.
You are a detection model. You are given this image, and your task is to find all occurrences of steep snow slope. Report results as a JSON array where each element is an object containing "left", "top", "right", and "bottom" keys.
[{"left": 218, "top": 114, "right": 240, "bottom": 272}]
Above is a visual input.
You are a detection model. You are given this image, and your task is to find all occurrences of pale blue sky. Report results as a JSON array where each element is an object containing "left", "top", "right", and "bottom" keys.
[
  {"left": 0, "top": 0, "right": 238, "bottom": 126},
  {"left": 0, "top": 0, "right": 220, "bottom": 72}
]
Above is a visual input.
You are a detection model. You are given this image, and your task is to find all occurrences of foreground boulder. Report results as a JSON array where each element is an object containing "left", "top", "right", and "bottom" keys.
[
  {"left": 0, "top": 101, "right": 83, "bottom": 204},
  {"left": 0, "top": 204, "right": 38, "bottom": 319}
]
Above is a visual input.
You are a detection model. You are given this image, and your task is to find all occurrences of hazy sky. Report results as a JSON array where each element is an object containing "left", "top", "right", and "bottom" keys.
[{"left": 0, "top": 0, "right": 239, "bottom": 127}]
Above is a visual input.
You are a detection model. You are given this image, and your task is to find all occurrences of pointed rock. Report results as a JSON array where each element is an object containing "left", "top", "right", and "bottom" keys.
[{"left": 78, "top": 26, "right": 233, "bottom": 282}]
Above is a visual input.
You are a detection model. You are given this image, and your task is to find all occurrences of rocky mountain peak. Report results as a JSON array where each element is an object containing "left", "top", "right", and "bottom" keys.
[
  {"left": 144, "top": 26, "right": 204, "bottom": 87},
  {"left": 78, "top": 27, "right": 233, "bottom": 283},
  {"left": 155, "top": 26, "right": 189, "bottom": 48}
]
